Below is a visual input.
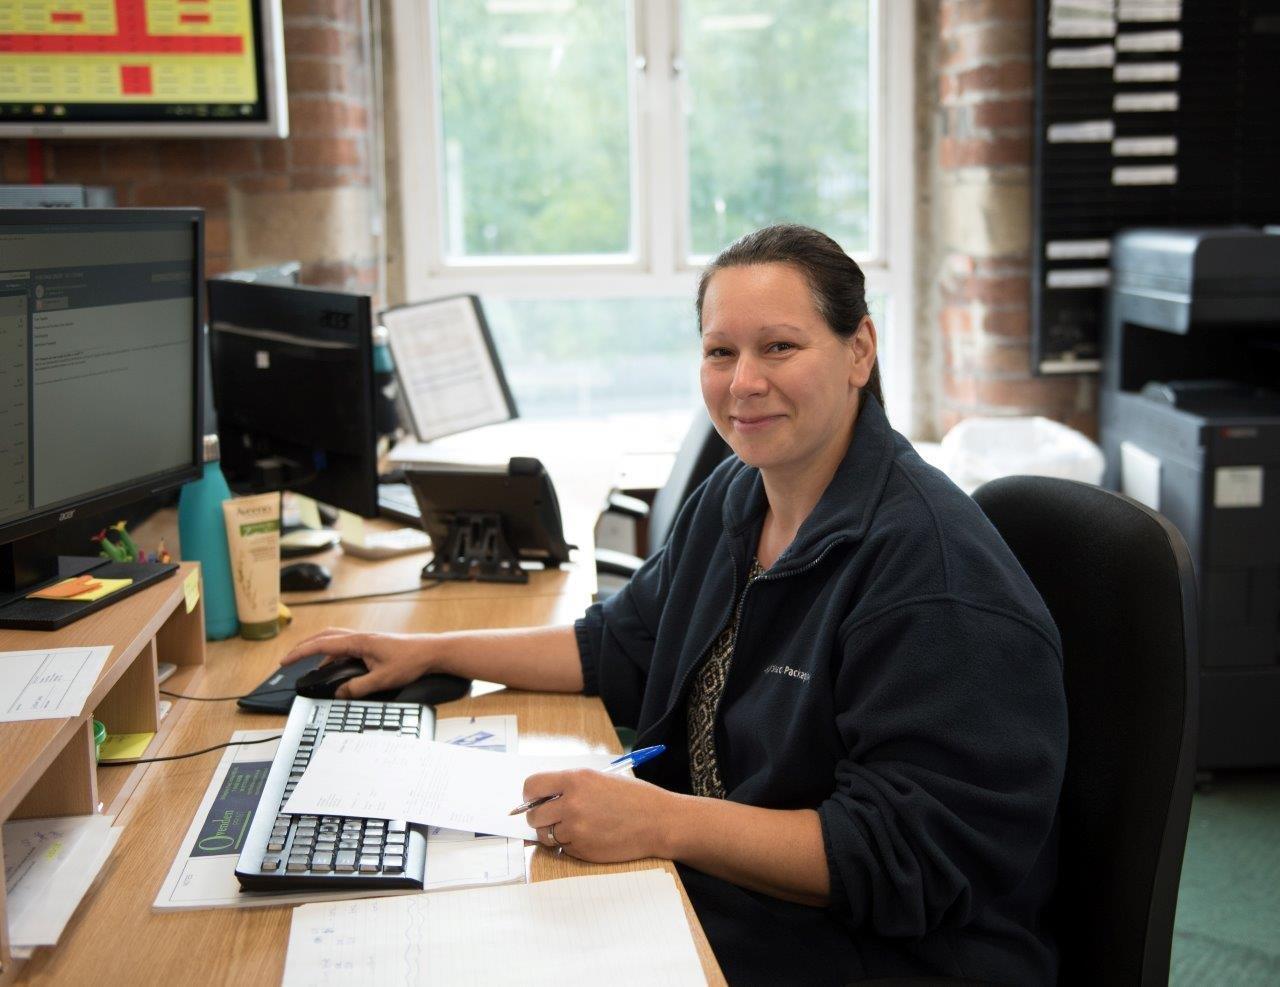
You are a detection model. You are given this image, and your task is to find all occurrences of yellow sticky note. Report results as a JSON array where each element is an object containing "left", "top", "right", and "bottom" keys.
[
  {"left": 337, "top": 509, "right": 366, "bottom": 547},
  {"left": 295, "top": 494, "right": 324, "bottom": 530},
  {"left": 65, "top": 577, "right": 133, "bottom": 602},
  {"left": 183, "top": 569, "right": 200, "bottom": 614},
  {"left": 98, "top": 732, "right": 156, "bottom": 762}
]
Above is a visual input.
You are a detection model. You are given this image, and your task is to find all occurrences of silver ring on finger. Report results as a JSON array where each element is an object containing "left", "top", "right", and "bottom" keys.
[{"left": 549, "top": 824, "right": 566, "bottom": 848}]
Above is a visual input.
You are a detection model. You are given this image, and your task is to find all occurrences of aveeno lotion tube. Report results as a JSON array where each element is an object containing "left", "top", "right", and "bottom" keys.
[{"left": 222, "top": 492, "right": 281, "bottom": 640}]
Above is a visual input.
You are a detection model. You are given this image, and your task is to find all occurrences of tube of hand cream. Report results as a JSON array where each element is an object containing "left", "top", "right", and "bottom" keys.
[{"left": 221, "top": 492, "right": 281, "bottom": 640}]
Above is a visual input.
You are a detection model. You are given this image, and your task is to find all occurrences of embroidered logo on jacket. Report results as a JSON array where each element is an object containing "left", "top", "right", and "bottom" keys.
[{"left": 763, "top": 664, "right": 811, "bottom": 683}]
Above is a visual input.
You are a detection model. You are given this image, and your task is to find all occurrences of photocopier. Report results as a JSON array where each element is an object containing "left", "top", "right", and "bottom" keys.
[{"left": 1100, "top": 227, "right": 1280, "bottom": 770}]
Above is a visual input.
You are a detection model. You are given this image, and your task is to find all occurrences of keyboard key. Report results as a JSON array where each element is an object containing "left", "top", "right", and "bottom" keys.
[
  {"left": 383, "top": 855, "right": 404, "bottom": 874},
  {"left": 388, "top": 820, "right": 407, "bottom": 833},
  {"left": 312, "top": 852, "right": 334, "bottom": 872},
  {"left": 335, "top": 851, "right": 357, "bottom": 872},
  {"left": 266, "top": 838, "right": 286, "bottom": 852},
  {"left": 358, "top": 855, "right": 381, "bottom": 873},
  {"left": 261, "top": 857, "right": 281, "bottom": 872},
  {"left": 338, "top": 839, "right": 360, "bottom": 851},
  {"left": 286, "top": 856, "right": 310, "bottom": 873}
]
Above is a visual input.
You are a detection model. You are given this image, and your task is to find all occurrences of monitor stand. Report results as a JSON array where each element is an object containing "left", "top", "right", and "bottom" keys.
[
  {"left": 0, "top": 529, "right": 101, "bottom": 609},
  {"left": 0, "top": 529, "right": 179, "bottom": 630}
]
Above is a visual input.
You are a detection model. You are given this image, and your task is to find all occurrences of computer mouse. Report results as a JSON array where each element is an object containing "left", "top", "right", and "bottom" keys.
[
  {"left": 295, "top": 657, "right": 369, "bottom": 699},
  {"left": 280, "top": 561, "right": 332, "bottom": 591}
]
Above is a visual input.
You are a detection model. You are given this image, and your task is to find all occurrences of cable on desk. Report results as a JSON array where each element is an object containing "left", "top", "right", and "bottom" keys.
[
  {"left": 286, "top": 579, "right": 446, "bottom": 606},
  {"left": 160, "top": 687, "right": 297, "bottom": 702},
  {"left": 119, "top": 734, "right": 284, "bottom": 765}
]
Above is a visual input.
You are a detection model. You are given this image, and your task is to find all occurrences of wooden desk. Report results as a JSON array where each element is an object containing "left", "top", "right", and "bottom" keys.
[{"left": 7, "top": 552, "right": 723, "bottom": 983}]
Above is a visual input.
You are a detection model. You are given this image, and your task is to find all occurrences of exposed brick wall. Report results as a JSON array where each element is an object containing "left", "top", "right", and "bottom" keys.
[
  {"left": 933, "top": 0, "right": 1096, "bottom": 438},
  {"left": 0, "top": 0, "right": 378, "bottom": 295}
]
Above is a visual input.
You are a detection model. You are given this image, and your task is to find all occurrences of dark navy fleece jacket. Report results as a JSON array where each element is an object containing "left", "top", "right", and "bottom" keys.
[{"left": 574, "top": 395, "right": 1068, "bottom": 985}]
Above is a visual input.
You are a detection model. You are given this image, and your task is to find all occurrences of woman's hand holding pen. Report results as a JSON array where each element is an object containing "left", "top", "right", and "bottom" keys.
[{"left": 522, "top": 767, "right": 678, "bottom": 864}]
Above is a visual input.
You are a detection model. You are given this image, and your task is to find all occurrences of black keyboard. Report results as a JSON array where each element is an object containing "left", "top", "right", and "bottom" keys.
[
  {"left": 234, "top": 696, "right": 436, "bottom": 891},
  {"left": 378, "top": 481, "right": 421, "bottom": 524}
]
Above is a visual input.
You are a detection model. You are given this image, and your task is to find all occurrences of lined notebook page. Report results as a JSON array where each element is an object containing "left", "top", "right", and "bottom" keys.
[{"left": 282, "top": 870, "right": 706, "bottom": 986}]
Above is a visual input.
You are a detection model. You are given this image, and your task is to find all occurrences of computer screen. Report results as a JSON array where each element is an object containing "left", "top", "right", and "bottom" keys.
[
  {"left": 0, "top": 208, "right": 204, "bottom": 593},
  {"left": 0, "top": 0, "right": 288, "bottom": 138},
  {"left": 207, "top": 279, "right": 379, "bottom": 518}
]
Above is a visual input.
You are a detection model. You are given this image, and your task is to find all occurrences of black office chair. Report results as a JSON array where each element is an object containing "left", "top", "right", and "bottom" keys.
[
  {"left": 973, "top": 476, "right": 1199, "bottom": 986},
  {"left": 595, "top": 410, "right": 732, "bottom": 582}
]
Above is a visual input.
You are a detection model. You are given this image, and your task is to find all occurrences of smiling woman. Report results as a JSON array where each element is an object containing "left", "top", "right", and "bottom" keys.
[
  {"left": 696, "top": 227, "right": 882, "bottom": 567},
  {"left": 279, "top": 225, "right": 1068, "bottom": 985}
]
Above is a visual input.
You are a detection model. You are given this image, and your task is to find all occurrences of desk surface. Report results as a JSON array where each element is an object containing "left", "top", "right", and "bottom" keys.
[{"left": 11, "top": 509, "right": 724, "bottom": 983}]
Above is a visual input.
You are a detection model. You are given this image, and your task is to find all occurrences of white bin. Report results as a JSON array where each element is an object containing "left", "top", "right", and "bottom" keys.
[{"left": 936, "top": 416, "right": 1105, "bottom": 494}]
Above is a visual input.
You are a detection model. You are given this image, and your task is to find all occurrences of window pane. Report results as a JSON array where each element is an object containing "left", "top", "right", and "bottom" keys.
[
  {"left": 482, "top": 297, "right": 701, "bottom": 419},
  {"left": 434, "top": 1, "right": 634, "bottom": 259},
  {"left": 682, "top": 1, "right": 874, "bottom": 258}
]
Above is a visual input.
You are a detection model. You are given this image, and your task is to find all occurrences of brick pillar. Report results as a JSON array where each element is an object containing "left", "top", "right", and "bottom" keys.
[
  {"left": 934, "top": 0, "right": 1096, "bottom": 437},
  {"left": 0, "top": 0, "right": 379, "bottom": 297}
]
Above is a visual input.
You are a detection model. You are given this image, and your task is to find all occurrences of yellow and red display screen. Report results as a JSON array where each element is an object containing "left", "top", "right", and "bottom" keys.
[{"left": 0, "top": 0, "right": 265, "bottom": 123}]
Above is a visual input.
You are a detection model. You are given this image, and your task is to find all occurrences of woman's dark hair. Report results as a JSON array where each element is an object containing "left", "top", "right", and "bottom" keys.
[{"left": 695, "top": 223, "right": 885, "bottom": 410}]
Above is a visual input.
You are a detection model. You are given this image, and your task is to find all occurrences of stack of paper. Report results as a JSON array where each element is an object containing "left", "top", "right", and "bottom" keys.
[
  {"left": 282, "top": 870, "right": 706, "bottom": 986},
  {"left": 283, "top": 734, "right": 617, "bottom": 840},
  {"left": 3, "top": 814, "right": 123, "bottom": 956}
]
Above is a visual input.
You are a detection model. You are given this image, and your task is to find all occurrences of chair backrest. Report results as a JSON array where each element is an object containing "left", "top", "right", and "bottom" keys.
[
  {"left": 972, "top": 476, "right": 1198, "bottom": 986},
  {"left": 645, "top": 410, "right": 733, "bottom": 557}
]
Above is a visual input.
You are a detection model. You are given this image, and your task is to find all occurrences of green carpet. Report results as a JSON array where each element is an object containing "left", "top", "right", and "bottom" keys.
[{"left": 1171, "top": 771, "right": 1280, "bottom": 985}]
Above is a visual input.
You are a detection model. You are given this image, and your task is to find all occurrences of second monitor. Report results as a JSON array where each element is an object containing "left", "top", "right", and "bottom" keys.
[{"left": 207, "top": 280, "right": 379, "bottom": 518}]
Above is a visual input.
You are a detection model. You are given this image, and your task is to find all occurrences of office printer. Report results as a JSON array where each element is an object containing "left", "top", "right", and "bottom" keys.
[{"left": 1100, "top": 228, "right": 1280, "bottom": 771}]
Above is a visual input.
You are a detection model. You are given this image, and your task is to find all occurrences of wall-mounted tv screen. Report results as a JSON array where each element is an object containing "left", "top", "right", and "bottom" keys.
[{"left": 0, "top": 0, "right": 287, "bottom": 138}]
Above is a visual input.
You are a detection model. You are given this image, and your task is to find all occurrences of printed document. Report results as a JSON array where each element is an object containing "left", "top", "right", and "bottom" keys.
[
  {"left": 284, "top": 734, "right": 615, "bottom": 840},
  {"left": 383, "top": 296, "right": 512, "bottom": 441},
  {"left": 282, "top": 870, "right": 706, "bottom": 986},
  {"left": 3, "top": 813, "right": 122, "bottom": 951},
  {"left": 154, "top": 718, "right": 525, "bottom": 911},
  {"left": 0, "top": 645, "right": 111, "bottom": 721}
]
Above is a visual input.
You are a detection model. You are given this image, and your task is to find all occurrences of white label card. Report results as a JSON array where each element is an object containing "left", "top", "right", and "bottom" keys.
[
  {"left": 1120, "top": 441, "right": 1161, "bottom": 511},
  {"left": 1214, "top": 467, "right": 1264, "bottom": 509}
]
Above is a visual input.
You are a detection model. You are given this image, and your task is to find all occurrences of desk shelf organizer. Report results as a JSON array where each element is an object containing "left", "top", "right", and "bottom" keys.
[{"left": 0, "top": 562, "right": 205, "bottom": 976}]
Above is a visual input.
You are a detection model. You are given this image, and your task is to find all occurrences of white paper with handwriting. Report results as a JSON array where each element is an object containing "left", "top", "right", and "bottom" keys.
[
  {"left": 284, "top": 734, "right": 614, "bottom": 840},
  {"left": 282, "top": 870, "right": 705, "bottom": 986}
]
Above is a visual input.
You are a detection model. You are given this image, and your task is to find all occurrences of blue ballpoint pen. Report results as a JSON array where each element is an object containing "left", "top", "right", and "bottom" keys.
[{"left": 508, "top": 744, "right": 667, "bottom": 815}]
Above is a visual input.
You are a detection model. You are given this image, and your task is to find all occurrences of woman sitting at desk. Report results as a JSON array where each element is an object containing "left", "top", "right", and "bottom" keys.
[{"left": 281, "top": 225, "right": 1068, "bottom": 985}]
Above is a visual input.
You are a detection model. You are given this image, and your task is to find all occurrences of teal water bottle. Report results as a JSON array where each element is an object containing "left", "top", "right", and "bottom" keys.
[
  {"left": 372, "top": 324, "right": 402, "bottom": 442},
  {"left": 178, "top": 433, "right": 239, "bottom": 640}
]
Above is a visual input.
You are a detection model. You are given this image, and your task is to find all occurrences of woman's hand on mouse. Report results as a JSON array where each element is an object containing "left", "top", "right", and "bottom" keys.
[{"left": 279, "top": 628, "right": 434, "bottom": 699}]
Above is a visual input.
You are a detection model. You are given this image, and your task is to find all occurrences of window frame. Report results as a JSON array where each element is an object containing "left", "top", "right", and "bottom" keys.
[{"left": 389, "top": 0, "right": 916, "bottom": 433}]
